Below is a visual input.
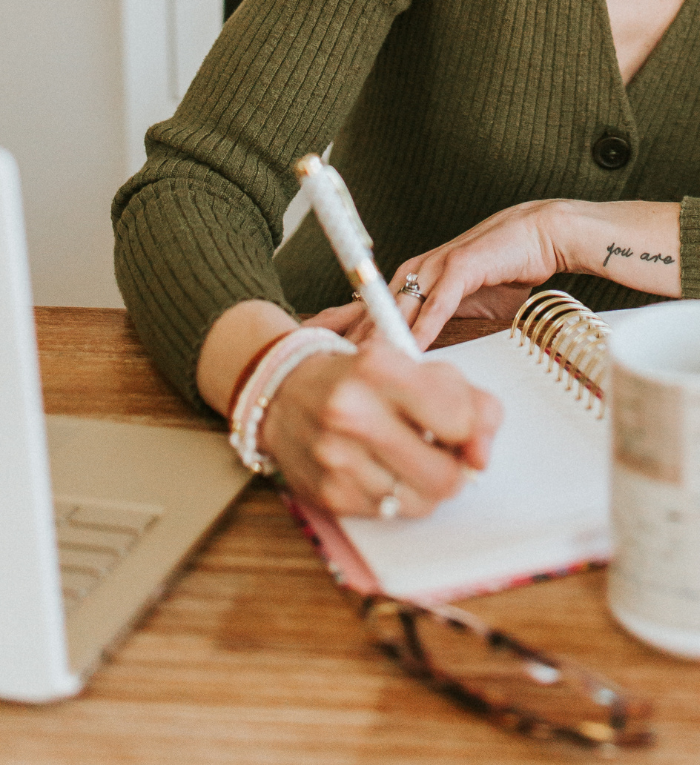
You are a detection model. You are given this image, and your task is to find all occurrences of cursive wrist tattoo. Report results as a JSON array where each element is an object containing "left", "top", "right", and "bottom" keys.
[{"left": 603, "top": 242, "right": 675, "bottom": 268}]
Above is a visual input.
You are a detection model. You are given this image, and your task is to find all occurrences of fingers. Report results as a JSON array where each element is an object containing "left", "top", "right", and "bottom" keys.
[
  {"left": 410, "top": 269, "right": 472, "bottom": 349},
  {"left": 458, "top": 386, "right": 503, "bottom": 469},
  {"left": 393, "top": 252, "right": 488, "bottom": 348},
  {"left": 390, "top": 258, "right": 433, "bottom": 328},
  {"left": 351, "top": 342, "right": 489, "bottom": 451},
  {"left": 394, "top": 288, "right": 425, "bottom": 329},
  {"left": 319, "top": 376, "right": 471, "bottom": 503},
  {"left": 268, "top": 396, "right": 445, "bottom": 520},
  {"left": 261, "top": 339, "right": 502, "bottom": 520},
  {"left": 302, "top": 302, "right": 365, "bottom": 333},
  {"left": 310, "top": 433, "right": 437, "bottom": 518},
  {"left": 345, "top": 252, "right": 465, "bottom": 348},
  {"left": 343, "top": 313, "right": 376, "bottom": 345},
  {"left": 368, "top": 341, "right": 503, "bottom": 471}
]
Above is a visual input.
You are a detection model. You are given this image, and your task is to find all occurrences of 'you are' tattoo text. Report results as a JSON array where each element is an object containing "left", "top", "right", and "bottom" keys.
[{"left": 603, "top": 242, "right": 675, "bottom": 268}]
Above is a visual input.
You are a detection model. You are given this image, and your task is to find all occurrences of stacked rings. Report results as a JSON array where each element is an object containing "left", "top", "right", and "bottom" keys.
[{"left": 397, "top": 273, "right": 426, "bottom": 302}]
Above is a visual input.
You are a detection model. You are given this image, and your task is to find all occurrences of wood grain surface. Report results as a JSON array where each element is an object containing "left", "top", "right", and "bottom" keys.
[{"left": 1, "top": 308, "right": 698, "bottom": 765}]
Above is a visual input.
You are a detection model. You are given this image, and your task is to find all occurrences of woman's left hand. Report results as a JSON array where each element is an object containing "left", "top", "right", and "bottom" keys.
[
  {"left": 390, "top": 200, "right": 571, "bottom": 349},
  {"left": 323, "top": 199, "right": 563, "bottom": 348},
  {"left": 308, "top": 197, "right": 683, "bottom": 350}
]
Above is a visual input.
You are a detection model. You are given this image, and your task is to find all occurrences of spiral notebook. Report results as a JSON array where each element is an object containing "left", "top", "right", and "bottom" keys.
[{"left": 290, "top": 292, "right": 642, "bottom": 604}]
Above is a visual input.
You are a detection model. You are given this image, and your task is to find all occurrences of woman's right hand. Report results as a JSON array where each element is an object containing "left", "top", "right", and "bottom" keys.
[{"left": 259, "top": 337, "right": 502, "bottom": 518}]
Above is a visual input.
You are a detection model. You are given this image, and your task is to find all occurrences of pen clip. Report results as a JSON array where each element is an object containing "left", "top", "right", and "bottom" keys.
[{"left": 324, "top": 165, "right": 374, "bottom": 250}]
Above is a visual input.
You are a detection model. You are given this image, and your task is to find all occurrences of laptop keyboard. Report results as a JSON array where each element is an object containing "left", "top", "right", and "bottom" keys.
[{"left": 54, "top": 498, "right": 161, "bottom": 612}]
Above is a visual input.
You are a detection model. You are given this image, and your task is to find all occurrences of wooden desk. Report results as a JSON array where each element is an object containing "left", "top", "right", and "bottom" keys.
[{"left": 1, "top": 307, "right": 698, "bottom": 764}]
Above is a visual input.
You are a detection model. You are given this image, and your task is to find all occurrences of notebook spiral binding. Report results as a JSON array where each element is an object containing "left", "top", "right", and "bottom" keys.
[{"left": 510, "top": 290, "right": 611, "bottom": 417}]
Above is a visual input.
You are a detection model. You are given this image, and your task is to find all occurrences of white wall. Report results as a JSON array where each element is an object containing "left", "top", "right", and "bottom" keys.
[
  {"left": 121, "top": 0, "right": 224, "bottom": 177},
  {"left": 0, "top": 1, "right": 127, "bottom": 307},
  {"left": 0, "top": 1, "right": 222, "bottom": 308}
]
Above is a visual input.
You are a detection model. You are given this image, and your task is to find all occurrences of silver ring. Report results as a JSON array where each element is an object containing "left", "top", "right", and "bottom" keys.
[
  {"left": 397, "top": 273, "right": 426, "bottom": 302},
  {"left": 378, "top": 481, "right": 401, "bottom": 520},
  {"left": 351, "top": 291, "right": 364, "bottom": 302}
]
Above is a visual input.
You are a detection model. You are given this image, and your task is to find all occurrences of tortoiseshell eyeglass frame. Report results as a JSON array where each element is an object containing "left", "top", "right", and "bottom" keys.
[{"left": 358, "top": 595, "right": 655, "bottom": 751}]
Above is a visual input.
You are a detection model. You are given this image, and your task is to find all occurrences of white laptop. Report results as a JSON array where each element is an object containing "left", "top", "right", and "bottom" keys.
[{"left": 0, "top": 147, "right": 251, "bottom": 703}]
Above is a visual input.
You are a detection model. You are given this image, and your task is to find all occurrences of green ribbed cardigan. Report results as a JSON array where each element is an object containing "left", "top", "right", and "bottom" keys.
[{"left": 112, "top": 0, "right": 700, "bottom": 411}]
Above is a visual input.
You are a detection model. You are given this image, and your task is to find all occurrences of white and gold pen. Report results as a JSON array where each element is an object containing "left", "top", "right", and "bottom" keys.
[{"left": 295, "top": 154, "right": 421, "bottom": 361}]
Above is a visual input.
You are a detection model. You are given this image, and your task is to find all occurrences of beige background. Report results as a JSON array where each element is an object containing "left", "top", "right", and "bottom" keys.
[{"left": 0, "top": 1, "right": 226, "bottom": 308}]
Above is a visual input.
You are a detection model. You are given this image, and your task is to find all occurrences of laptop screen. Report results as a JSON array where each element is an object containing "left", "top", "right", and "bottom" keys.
[{"left": 0, "top": 147, "right": 79, "bottom": 701}]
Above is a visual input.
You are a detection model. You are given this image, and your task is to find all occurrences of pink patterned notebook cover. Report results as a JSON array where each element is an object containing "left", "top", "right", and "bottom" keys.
[{"left": 285, "top": 495, "right": 605, "bottom": 605}]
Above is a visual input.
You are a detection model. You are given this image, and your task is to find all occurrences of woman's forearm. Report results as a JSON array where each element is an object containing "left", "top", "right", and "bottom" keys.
[
  {"left": 196, "top": 300, "right": 299, "bottom": 416},
  {"left": 552, "top": 200, "right": 682, "bottom": 298}
]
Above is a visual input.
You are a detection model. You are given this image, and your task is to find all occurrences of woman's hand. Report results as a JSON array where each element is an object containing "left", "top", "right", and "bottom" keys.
[
  {"left": 259, "top": 338, "right": 501, "bottom": 518},
  {"left": 304, "top": 198, "right": 569, "bottom": 345},
  {"left": 198, "top": 301, "right": 501, "bottom": 519},
  {"left": 391, "top": 200, "right": 563, "bottom": 346},
  {"left": 337, "top": 198, "right": 682, "bottom": 349},
  {"left": 319, "top": 200, "right": 560, "bottom": 347}
]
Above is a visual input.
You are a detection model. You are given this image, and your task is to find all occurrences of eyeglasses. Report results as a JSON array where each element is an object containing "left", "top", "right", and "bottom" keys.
[{"left": 359, "top": 595, "right": 654, "bottom": 750}]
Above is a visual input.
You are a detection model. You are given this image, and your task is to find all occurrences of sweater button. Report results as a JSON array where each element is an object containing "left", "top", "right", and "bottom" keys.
[{"left": 592, "top": 134, "right": 631, "bottom": 169}]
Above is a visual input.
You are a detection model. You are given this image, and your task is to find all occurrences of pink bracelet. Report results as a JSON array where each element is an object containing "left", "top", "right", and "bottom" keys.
[{"left": 229, "top": 327, "right": 357, "bottom": 475}]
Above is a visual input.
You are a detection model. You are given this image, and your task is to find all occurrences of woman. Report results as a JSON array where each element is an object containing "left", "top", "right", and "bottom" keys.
[{"left": 112, "top": 0, "right": 698, "bottom": 518}]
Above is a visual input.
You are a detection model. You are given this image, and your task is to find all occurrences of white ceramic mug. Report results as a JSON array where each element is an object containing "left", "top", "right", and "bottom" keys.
[{"left": 608, "top": 300, "right": 700, "bottom": 658}]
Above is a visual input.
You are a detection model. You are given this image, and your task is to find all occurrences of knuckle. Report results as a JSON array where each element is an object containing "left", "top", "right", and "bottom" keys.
[
  {"left": 443, "top": 248, "right": 463, "bottom": 269},
  {"left": 453, "top": 389, "right": 477, "bottom": 429},
  {"left": 478, "top": 390, "right": 504, "bottom": 433},
  {"left": 319, "top": 379, "right": 370, "bottom": 435},
  {"left": 317, "top": 478, "right": 344, "bottom": 515},
  {"left": 442, "top": 252, "right": 468, "bottom": 283},
  {"left": 424, "top": 289, "right": 452, "bottom": 317},
  {"left": 358, "top": 341, "right": 412, "bottom": 384},
  {"left": 354, "top": 345, "right": 389, "bottom": 384},
  {"left": 422, "top": 359, "right": 455, "bottom": 383},
  {"left": 357, "top": 341, "right": 383, "bottom": 367},
  {"left": 423, "top": 462, "right": 463, "bottom": 502},
  {"left": 421, "top": 361, "right": 468, "bottom": 402},
  {"left": 319, "top": 381, "right": 356, "bottom": 430},
  {"left": 311, "top": 434, "right": 346, "bottom": 470}
]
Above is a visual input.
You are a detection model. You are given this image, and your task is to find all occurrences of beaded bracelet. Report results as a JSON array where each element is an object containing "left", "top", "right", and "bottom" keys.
[
  {"left": 229, "top": 327, "right": 357, "bottom": 475},
  {"left": 225, "top": 331, "right": 293, "bottom": 424}
]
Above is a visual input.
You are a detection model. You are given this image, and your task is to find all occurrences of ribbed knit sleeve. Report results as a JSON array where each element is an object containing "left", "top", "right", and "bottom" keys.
[
  {"left": 681, "top": 197, "right": 700, "bottom": 298},
  {"left": 112, "top": 0, "right": 411, "bottom": 411}
]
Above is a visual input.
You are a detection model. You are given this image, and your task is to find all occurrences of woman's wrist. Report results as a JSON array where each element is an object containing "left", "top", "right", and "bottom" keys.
[
  {"left": 545, "top": 199, "right": 682, "bottom": 298},
  {"left": 229, "top": 327, "right": 357, "bottom": 475},
  {"left": 197, "top": 300, "right": 300, "bottom": 417}
]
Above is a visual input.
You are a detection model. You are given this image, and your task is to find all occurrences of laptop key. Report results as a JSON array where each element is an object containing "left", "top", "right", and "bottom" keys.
[
  {"left": 56, "top": 498, "right": 162, "bottom": 610},
  {"left": 69, "top": 505, "right": 158, "bottom": 534},
  {"left": 57, "top": 526, "right": 136, "bottom": 556},
  {"left": 58, "top": 547, "right": 118, "bottom": 576},
  {"left": 61, "top": 570, "right": 100, "bottom": 599},
  {"left": 53, "top": 500, "right": 75, "bottom": 523}
]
